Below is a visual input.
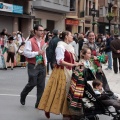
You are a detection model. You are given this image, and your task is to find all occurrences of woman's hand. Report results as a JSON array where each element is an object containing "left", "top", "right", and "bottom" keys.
[
  {"left": 93, "top": 56, "right": 98, "bottom": 60},
  {"left": 74, "top": 62, "right": 83, "bottom": 67}
]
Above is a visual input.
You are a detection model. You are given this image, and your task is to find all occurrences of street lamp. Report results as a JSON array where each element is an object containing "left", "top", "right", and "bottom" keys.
[
  {"left": 106, "top": 0, "right": 114, "bottom": 34},
  {"left": 91, "top": 2, "right": 97, "bottom": 32}
]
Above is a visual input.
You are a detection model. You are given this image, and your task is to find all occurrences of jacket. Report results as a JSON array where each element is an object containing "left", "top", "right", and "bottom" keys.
[
  {"left": 48, "top": 35, "right": 61, "bottom": 63},
  {"left": 110, "top": 38, "right": 120, "bottom": 58}
]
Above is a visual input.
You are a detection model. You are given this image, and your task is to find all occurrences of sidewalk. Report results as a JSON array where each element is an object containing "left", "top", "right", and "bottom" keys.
[{"left": 102, "top": 64, "right": 120, "bottom": 96}]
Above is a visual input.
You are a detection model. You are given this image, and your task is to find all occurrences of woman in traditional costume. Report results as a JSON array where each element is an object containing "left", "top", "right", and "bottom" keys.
[
  {"left": 82, "top": 31, "right": 111, "bottom": 93},
  {"left": 38, "top": 31, "right": 81, "bottom": 119}
]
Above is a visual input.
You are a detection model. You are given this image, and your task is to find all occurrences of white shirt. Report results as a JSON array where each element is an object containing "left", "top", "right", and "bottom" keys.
[
  {"left": 55, "top": 47, "right": 65, "bottom": 65},
  {"left": 17, "top": 34, "right": 22, "bottom": 46}
]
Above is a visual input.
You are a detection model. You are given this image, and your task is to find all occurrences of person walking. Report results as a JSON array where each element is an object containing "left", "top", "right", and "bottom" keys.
[
  {"left": 48, "top": 29, "right": 61, "bottom": 69},
  {"left": 20, "top": 24, "right": 47, "bottom": 108},
  {"left": 104, "top": 33, "right": 113, "bottom": 70},
  {"left": 4, "top": 36, "right": 17, "bottom": 70},
  {"left": 110, "top": 35, "right": 120, "bottom": 74},
  {"left": 38, "top": 31, "right": 81, "bottom": 119}
]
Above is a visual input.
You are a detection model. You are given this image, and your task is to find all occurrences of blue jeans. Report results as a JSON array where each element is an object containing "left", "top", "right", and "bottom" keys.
[{"left": 106, "top": 51, "right": 112, "bottom": 69}]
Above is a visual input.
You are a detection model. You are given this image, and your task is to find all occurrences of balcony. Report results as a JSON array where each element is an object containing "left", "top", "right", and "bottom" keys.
[{"left": 32, "top": 0, "right": 70, "bottom": 13}]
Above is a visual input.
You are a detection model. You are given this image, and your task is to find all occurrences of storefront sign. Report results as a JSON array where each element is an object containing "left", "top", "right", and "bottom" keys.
[
  {"left": 65, "top": 19, "right": 79, "bottom": 26},
  {"left": 0, "top": 2, "right": 23, "bottom": 14},
  {"left": 0, "top": 2, "right": 13, "bottom": 12},
  {"left": 13, "top": 5, "right": 23, "bottom": 14}
]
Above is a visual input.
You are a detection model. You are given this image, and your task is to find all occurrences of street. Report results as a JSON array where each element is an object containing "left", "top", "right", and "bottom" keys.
[{"left": 0, "top": 65, "right": 118, "bottom": 120}]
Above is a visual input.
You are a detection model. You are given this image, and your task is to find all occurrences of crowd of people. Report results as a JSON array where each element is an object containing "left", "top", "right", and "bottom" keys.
[
  {"left": 1, "top": 25, "right": 120, "bottom": 120},
  {"left": 0, "top": 28, "right": 34, "bottom": 70}
]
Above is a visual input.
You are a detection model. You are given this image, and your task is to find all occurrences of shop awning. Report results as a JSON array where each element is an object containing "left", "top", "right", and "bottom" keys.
[{"left": 0, "top": 11, "right": 35, "bottom": 19}]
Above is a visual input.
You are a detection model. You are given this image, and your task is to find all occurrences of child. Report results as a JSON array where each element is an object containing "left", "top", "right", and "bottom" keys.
[
  {"left": 17, "top": 42, "right": 26, "bottom": 68},
  {"left": 92, "top": 79, "right": 103, "bottom": 95},
  {"left": 92, "top": 80, "right": 120, "bottom": 111}
]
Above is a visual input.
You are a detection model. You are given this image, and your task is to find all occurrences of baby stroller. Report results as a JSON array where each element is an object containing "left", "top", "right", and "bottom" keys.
[{"left": 80, "top": 68, "right": 120, "bottom": 120}]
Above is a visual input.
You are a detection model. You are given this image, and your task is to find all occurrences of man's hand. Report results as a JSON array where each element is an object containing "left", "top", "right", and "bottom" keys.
[{"left": 38, "top": 50, "right": 44, "bottom": 55}]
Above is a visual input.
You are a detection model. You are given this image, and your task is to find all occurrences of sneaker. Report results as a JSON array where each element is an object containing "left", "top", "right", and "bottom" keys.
[
  {"left": 11, "top": 68, "right": 13, "bottom": 70},
  {"left": 105, "top": 68, "right": 112, "bottom": 70}
]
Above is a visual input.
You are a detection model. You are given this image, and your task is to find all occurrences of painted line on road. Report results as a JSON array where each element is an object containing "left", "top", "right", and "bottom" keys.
[{"left": 0, "top": 94, "right": 35, "bottom": 97}]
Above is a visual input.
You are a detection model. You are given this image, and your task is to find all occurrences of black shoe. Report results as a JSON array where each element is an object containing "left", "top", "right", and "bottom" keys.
[
  {"left": 20, "top": 96, "right": 25, "bottom": 105},
  {"left": 35, "top": 104, "right": 38, "bottom": 108},
  {"left": 11, "top": 68, "right": 13, "bottom": 70},
  {"left": 4, "top": 68, "right": 7, "bottom": 70}
]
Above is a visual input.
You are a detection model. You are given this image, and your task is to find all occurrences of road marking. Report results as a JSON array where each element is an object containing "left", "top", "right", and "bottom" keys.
[{"left": 0, "top": 94, "right": 35, "bottom": 97}]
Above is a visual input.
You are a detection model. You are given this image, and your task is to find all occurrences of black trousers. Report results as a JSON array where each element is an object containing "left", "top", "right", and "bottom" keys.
[
  {"left": 21, "top": 63, "right": 46, "bottom": 106},
  {"left": 113, "top": 57, "right": 120, "bottom": 73}
]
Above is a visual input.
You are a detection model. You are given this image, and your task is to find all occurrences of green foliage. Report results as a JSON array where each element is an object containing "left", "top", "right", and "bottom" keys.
[{"left": 106, "top": 12, "right": 114, "bottom": 21}]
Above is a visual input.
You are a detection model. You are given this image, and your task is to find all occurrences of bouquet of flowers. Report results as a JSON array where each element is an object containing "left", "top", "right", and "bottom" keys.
[
  {"left": 34, "top": 43, "right": 48, "bottom": 69},
  {"left": 91, "top": 54, "right": 108, "bottom": 73}
]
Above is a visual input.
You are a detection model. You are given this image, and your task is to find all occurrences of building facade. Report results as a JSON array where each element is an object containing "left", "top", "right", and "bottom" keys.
[
  {"left": 0, "top": 0, "right": 34, "bottom": 38},
  {"left": 66, "top": 0, "right": 99, "bottom": 34},
  {"left": 32, "top": 0, "right": 70, "bottom": 32},
  {"left": 98, "top": 0, "right": 120, "bottom": 35}
]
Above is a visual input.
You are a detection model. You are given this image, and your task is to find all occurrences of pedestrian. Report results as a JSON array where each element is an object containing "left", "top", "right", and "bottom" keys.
[
  {"left": 48, "top": 29, "right": 61, "bottom": 69},
  {"left": 110, "top": 35, "right": 120, "bottom": 74},
  {"left": 70, "top": 36, "right": 78, "bottom": 61},
  {"left": 103, "top": 33, "right": 113, "bottom": 70},
  {"left": 78, "top": 33, "right": 85, "bottom": 60},
  {"left": 45, "top": 32, "right": 52, "bottom": 75},
  {"left": 37, "top": 31, "right": 81, "bottom": 119},
  {"left": 17, "top": 41, "right": 26, "bottom": 68},
  {"left": 4, "top": 36, "right": 17, "bottom": 70},
  {"left": 20, "top": 24, "right": 47, "bottom": 108}
]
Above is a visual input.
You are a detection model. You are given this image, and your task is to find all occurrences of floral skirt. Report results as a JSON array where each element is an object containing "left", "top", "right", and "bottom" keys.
[{"left": 38, "top": 67, "right": 70, "bottom": 115}]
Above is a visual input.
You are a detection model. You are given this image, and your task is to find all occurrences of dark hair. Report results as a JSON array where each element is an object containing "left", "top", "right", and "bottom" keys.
[
  {"left": 96, "top": 37, "right": 103, "bottom": 43},
  {"left": 44, "top": 28, "right": 49, "bottom": 31},
  {"left": 45, "top": 32, "right": 52, "bottom": 43},
  {"left": 106, "top": 32, "right": 111, "bottom": 36},
  {"left": 59, "top": 31, "right": 70, "bottom": 41},
  {"left": 86, "top": 31, "right": 94, "bottom": 37},
  {"left": 92, "top": 80, "right": 102, "bottom": 88},
  {"left": 74, "top": 32, "right": 79, "bottom": 38},
  {"left": 80, "top": 47, "right": 91, "bottom": 59},
  {"left": 34, "top": 24, "right": 43, "bottom": 33},
  {"left": 73, "top": 36, "right": 78, "bottom": 43}
]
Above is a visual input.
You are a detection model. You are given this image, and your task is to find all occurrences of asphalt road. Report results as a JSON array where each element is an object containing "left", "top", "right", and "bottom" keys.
[{"left": 0, "top": 67, "right": 114, "bottom": 120}]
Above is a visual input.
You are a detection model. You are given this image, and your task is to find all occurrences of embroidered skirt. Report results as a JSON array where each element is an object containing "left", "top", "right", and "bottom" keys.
[{"left": 38, "top": 67, "right": 71, "bottom": 115}]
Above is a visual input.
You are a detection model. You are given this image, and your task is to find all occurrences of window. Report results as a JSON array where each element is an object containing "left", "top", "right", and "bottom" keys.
[
  {"left": 63, "top": 0, "right": 67, "bottom": 6},
  {"left": 33, "top": 19, "right": 41, "bottom": 27},
  {"left": 70, "top": 0, "right": 76, "bottom": 11},
  {"left": 99, "top": 7, "right": 103, "bottom": 17},
  {"left": 105, "top": 7, "right": 108, "bottom": 15}
]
